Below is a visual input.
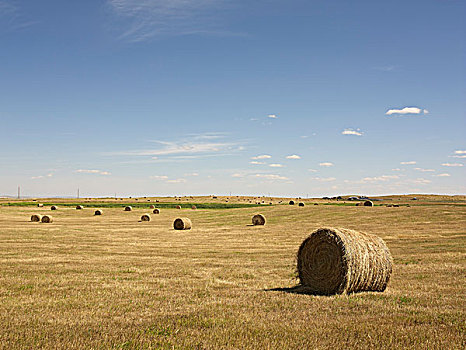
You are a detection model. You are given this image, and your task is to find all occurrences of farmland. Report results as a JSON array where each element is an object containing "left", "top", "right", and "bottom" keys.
[{"left": 0, "top": 195, "right": 464, "bottom": 349}]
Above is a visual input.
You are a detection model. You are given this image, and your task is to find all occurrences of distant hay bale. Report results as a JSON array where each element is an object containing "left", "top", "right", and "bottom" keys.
[
  {"left": 364, "top": 200, "right": 374, "bottom": 207},
  {"left": 252, "top": 214, "right": 266, "bottom": 226},
  {"left": 94, "top": 209, "right": 103, "bottom": 216},
  {"left": 314, "top": 203, "right": 319, "bottom": 206},
  {"left": 386, "top": 204, "right": 393, "bottom": 207},
  {"left": 176, "top": 205, "right": 181, "bottom": 209},
  {"left": 150, "top": 205, "right": 155, "bottom": 209},
  {"left": 141, "top": 214, "right": 151, "bottom": 222},
  {"left": 124, "top": 206, "right": 132, "bottom": 211},
  {"left": 289, "top": 200, "right": 295, "bottom": 205},
  {"left": 76, "top": 205, "right": 84, "bottom": 210},
  {"left": 355, "top": 203, "right": 362, "bottom": 206},
  {"left": 191, "top": 205, "right": 197, "bottom": 210},
  {"left": 297, "top": 227, "right": 392, "bottom": 295},
  {"left": 31, "top": 214, "right": 42, "bottom": 222},
  {"left": 37, "top": 203, "right": 44, "bottom": 207},
  {"left": 393, "top": 204, "right": 400, "bottom": 207},
  {"left": 41, "top": 215, "right": 53, "bottom": 223},
  {"left": 298, "top": 202, "right": 305, "bottom": 207},
  {"left": 152, "top": 208, "right": 160, "bottom": 214},
  {"left": 51, "top": 205, "right": 57, "bottom": 210},
  {"left": 174, "top": 217, "right": 192, "bottom": 230}
]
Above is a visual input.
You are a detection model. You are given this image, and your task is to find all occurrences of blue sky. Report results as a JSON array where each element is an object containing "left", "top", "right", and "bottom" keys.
[{"left": 0, "top": 0, "right": 465, "bottom": 197}]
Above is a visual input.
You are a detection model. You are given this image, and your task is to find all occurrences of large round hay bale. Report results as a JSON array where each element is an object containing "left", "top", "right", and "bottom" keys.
[
  {"left": 37, "top": 203, "right": 44, "bottom": 207},
  {"left": 297, "top": 227, "right": 392, "bottom": 295},
  {"left": 51, "top": 205, "right": 57, "bottom": 210},
  {"left": 289, "top": 200, "right": 295, "bottom": 205},
  {"left": 41, "top": 215, "right": 53, "bottom": 223},
  {"left": 150, "top": 205, "right": 155, "bottom": 209},
  {"left": 153, "top": 208, "right": 160, "bottom": 214},
  {"left": 191, "top": 205, "right": 197, "bottom": 210},
  {"left": 252, "top": 214, "right": 266, "bottom": 226},
  {"left": 141, "top": 214, "right": 151, "bottom": 222},
  {"left": 176, "top": 205, "right": 181, "bottom": 209},
  {"left": 298, "top": 202, "right": 305, "bottom": 207},
  {"left": 174, "top": 217, "right": 192, "bottom": 230},
  {"left": 31, "top": 214, "right": 42, "bottom": 222},
  {"left": 76, "top": 205, "right": 84, "bottom": 210},
  {"left": 124, "top": 206, "right": 132, "bottom": 212},
  {"left": 94, "top": 209, "right": 103, "bottom": 216},
  {"left": 364, "top": 200, "right": 373, "bottom": 207}
]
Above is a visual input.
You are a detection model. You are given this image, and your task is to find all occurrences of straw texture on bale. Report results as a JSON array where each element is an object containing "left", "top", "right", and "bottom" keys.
[
  {"left": 298, "top": 202, "right": 305, "bottom": 207},
  {"left": 31, "top": 214, "right": 42, "bottom": 222},
  {"left": 252, "top": 214, "right": 266, "bottom": 226},
  {"left": 150, "top": 205, "right": 155, "bottom": 209},
  {"left": 289, "top": 200, "right": 295, "bottom": 205},
  {"left": 176, "top": 205, "right": 181, "bottom": 209},
  {"left": 124, "top": 206, "right": 132, "bottom": 211},
  {"left": 51, "top": 205, "right": 57, "bottom": 210},
  {"left": 152, "top": 208, "right": 160, "bottom": 214},
  {"left": 141, "top": 214, "right": 151, "bottom": 222},
  {"left": 41, "top": 215, "right": 53, "bottom": 223},
  {"left": 94, "top": 209, "right": 103, "bottom": 216},
  {"left": 297, "top": 227, "right": 392, "bottom": 295},
  {"left": 364, "top": 200, "right": 374, "bottom": 207},
  {"left": 174, "top": 217, "right": 192, "bottom": 230},
  {"left": 76, "top": 205, "right": 84, "bottom": 210}
]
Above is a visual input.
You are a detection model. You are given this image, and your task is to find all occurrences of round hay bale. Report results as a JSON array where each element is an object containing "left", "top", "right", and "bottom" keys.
[
  {"left": 297, "top": 227, "right": 392, "bottom": 295},
  {"left": 289, "top": 200, "right": 295, "bottom": 205},
  {"left": 314, "top": 203, "right": 319, "bottom": 206},
  {"left": 152, "top": 208, "right": 160, "bottom": 214},
  {"left": 124, "top": 206, "right": 132, "bottom": 212},
  {"left": 41, "top": 215, "right": 53, "bottom": 223},
  {"left": 176, "top": 205, "right": 181, "bottom": 209},
  {"left": 174, "top": 217, "right": 192, "bottom": 230},
  {"left": 363, "top": 200, "right": 373, "bottom": 207},
  {"left": 252, "top": 214, "right": 266, "bottom": 226},
  {"left": 150, "top": 205, "right": 155, "bottom": 209},
  {"left": 37, "top": 203, "right": 44, "bottom": 207},
  {"left": 94, "top": 209, "right": 103, "bottom": 216},
  {"left": 191, "top": 205, "right": 197, "bottom": 210},
  {"left": 386, "top": 204, "right": 393, "bottom": 207},
  {"left": 298, "top": 202, "right": 305, "bottom": 207},
  {"left": 355, "top": 202, "right": 362, "bottom": 206},
  {"left": 141, "top": 214, "right": 151, "bottom": 222},
  {"left": 393, "top": 204, "right": 399, "bottom": 208},
  {"left": 31, "top": 214, "right": 42, "bottom": 222},
  {"left": 76, "top": 205, "right": 84, "bottom": 210},
  {"left": 51, "top": 205, "right": 57, "bottom": 210}
]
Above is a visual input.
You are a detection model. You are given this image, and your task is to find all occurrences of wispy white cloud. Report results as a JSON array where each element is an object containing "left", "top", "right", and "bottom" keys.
[
  {"left": 454, "top": 150, "right": 466, "bottom": 154},
  {"left": 269, "top": 163, "right": 283, "bottom": 168},
  {"left": 184, "top": 172, "right": 199, "bottom": 176},
  {"left": 286, "top": 154, "right": 301, "bottom": 159},
  {"left": 308, "top": 169, "right": 317, "bottom": 172},
  {"left": 400, "top": 161, "right": 417, "bottom": 165},
  {"left": 267, "top": 114, "right": 278, "bottom": 119},
  {"left": 251, "top": 154, "right": 271, "bottom": 160},
  {"left": 392, "top": 168, "right": 402, "bottom": 171},
  {"left": 442, "top": 163, "right": 463, "bottom": 167},
  {"left": 107, "top": 0, "right": 233, "bottom": 41},
  {"left": 450, "top": 150, "right": 466, "bottom": 158},
  {"left": 341, "top": 128, "right": 363, "bottom": 136},
  {"left": 31, "top": 173, "right": 54, "bottom": 180},
  {"left": 361, "top": 175, "right": 400, "bottom": 182},
  {"left": 231, "top": 173, "right": 244, "bottom": 178},
  {"left": 254, "top": 174, "right": 289, "bottom": 181},
  {"left": 414, "top": 168, "right": 435, "bottom": 172},
  {"left": 166, "top": 178, "right": 187, "bottom": 184},
  {"left": 250, "top": 161, "right": 265, "bottom": 165},
  {"left": 319, "top": 162, "right": 334, "bottom": 167},
  {"left": 433, "top": 173, "right": 450, "bottom": 177},
  {"left": 150, "top": 175, "right": 169, "bottom": 180},
  {"left": 413, "top": 178, "right": 431, "bottom": 184},
  {"left": 386, "top": 107, "right": 428, "bottom": 116},
  {"left": 76, "top": 169, "right": 111, "bottom": 175},
  {"left": 310, "top": 177, "right": 336, "bottom": 182}
]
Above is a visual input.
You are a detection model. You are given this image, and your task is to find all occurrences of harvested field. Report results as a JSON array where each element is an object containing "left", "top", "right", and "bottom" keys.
[{"left": 0, "top": 195, "right": 464, "bottom": 349}]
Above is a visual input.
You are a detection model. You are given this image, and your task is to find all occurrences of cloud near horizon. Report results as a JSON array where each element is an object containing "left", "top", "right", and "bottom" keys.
[
  {"left": 76, "top": 169, "right": 111, "bottom": 175},
  {"left": 400, "top": 161, "right": 417, "bottom": 165},
  {"left": 319, "top": 162, "right": 334, "bottom": 167},
  {"left": 341, "top": 128, "right": 363, "bottom": 136},
  {"left": 286, "top": 154, "right": 301, "bottom": 159},
  {"left": 386, "top": 107, "right": 428, "bottom": 116},
  {"left": 251, "top": 155, "right": 271, "bottom": 160}
]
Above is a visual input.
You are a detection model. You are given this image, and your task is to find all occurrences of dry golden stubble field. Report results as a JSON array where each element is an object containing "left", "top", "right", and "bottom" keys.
[{"left": 0, "top": 198, "right": 464, "bottom": 349}]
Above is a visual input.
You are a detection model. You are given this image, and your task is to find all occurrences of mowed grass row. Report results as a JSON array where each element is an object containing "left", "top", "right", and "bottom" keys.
[{"left": 0, "top": 204, "right": 465, "bottom": 349}]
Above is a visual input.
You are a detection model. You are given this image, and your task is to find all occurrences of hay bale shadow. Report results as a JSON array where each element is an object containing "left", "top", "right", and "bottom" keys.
[{"left": 264, "top": 285, "right": 328, "bottom": 296}]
